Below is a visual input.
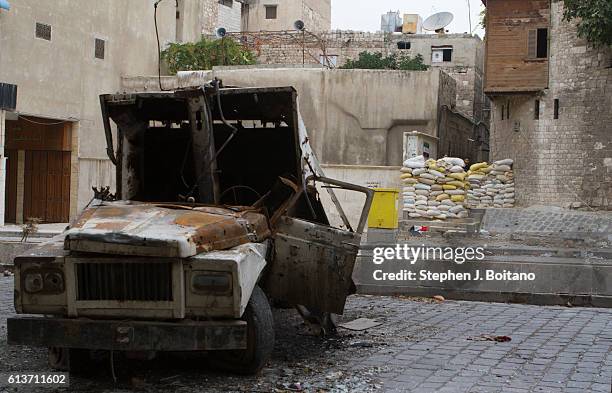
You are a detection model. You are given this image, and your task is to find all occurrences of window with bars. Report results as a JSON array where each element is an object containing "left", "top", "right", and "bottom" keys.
[
  {"left": 35, "top": 22, "right": 51, "bottom": 41},
  {"left": 95, "top": 38, "right": 105, "bottom": 60}
]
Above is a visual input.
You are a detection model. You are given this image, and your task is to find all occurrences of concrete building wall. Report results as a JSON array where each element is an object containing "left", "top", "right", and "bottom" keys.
[
  {"left": 243, "top": 0, "right": 331, "bottom": 32},
  {"left": 176, "top": 0, "right": 219, "bottom": 41},
  {"left": 218, "top": 1, "right": 242, "bottom": 32},
  {"left": 123, "top": 66, "right": 485, "bottom": 167},
  {"left": 232, "top": 31, "right": 487, "bottom": 122},
  {"left": 488, "top": 1, "right": 612, "bottom": 209},
  {"left": 0, "top": 0, "right": 178, "bottom": 222}
]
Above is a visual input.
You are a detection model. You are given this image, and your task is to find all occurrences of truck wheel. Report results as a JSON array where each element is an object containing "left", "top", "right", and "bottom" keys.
[
  {"left": 48, "top": 347, "right": 91, "bottom": 374},
  {"left": 215, "top": 286, "right": 274, "bottom": 374}
]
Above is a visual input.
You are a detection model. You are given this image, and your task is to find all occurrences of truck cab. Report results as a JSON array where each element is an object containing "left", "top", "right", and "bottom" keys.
[{"left": 7, "top": 81, "right": 373, "bottom": 374}]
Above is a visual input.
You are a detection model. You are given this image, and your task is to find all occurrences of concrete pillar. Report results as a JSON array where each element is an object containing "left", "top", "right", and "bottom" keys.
[{"left": 0, "top": 109, "right": 5, "bottom": 226}]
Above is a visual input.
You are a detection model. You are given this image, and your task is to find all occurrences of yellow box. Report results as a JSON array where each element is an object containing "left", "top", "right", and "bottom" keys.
[{"left": 367, "top": 188, "right": 399, "bottom": 229}]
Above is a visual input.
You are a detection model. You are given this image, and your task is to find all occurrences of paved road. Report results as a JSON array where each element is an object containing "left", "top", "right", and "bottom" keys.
[{"left": 1, "top": 275, "right": 611, "bottom": 392}]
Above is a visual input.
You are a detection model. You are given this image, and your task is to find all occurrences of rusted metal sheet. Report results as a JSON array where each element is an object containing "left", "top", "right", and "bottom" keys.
[
  {"left": 7, "top": 317, "right": 248, "bottom": 351},
  {"left": 64, "top": 201, "right": 270, "bottom": 258},
  {"left": 266, "top": 216, "right": 362, "bottom": 315}
]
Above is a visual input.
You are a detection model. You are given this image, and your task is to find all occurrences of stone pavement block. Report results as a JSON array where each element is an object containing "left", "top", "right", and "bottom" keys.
[{"left": 2, "top": 278, "right": 612, "bottom": 393}]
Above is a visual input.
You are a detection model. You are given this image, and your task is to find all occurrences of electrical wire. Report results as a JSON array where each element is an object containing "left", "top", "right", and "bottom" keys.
[
  {"left": 154, "top": 0, "right": 167, "bottom": 91},
  {"left": 16, "top": 115, "right": 75, "bottom": 126}
]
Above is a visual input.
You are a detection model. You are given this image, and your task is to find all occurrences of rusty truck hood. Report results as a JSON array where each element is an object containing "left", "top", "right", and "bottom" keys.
[{"left": 64, "top": 201, "right": 271, "bottom": 258}]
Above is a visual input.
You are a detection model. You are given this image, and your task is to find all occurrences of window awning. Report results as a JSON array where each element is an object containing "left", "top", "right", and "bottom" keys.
[{"left": 0, "top": 0, "right": 10, "bottom": 10}]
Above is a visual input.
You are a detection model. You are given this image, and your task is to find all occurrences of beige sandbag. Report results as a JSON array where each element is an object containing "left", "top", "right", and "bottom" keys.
[
  {"left": 443, "top": 184, "right": 457, "bottom": 191},
  {"left": 470, "top": 162, "right": 488, "bottom": 172},
  {"left": 436, "top": 193, "right": 450, "bottom": 201},
  {"left": 451, "top": 195, "right": 465, "bottom": 202},
  {"left": 448, "top": 172, "right": 467, "bottom": 181},
  {"left": 418, "top": 178, "right": 435, "bottom": 185}
]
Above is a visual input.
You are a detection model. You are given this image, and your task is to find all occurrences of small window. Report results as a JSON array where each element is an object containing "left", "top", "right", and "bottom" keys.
[
  {"left": 218, "top": 0, "right": 233, "bottom": 7},
  {"left": 35, "top": 22, "right": 51, "bottom": 41},
  {"left": 537, "top": 29, "right": 548, "bottom": 58},
  {"left": 554, "top": 99, "right": 559, "bottom": 119},
  {"left": 94, "top": 38, "right": 105, "bottom": 59},
  {"left": 528, "top": 28, "right": 548, "bottom": 59},
  {"left": 397, "top": 41, "right": 411, "bottom": 50},
  {"left": 534, "top": 100, "right": 540, "bottom": 120},
  {"left": 443, "top": 48, "right": 453, "bottom": 62},
  {"left": 431, "top": 47, "right": 452, "bottom": 63},
  {"left": 176, "top": 11, "right": 180, "bottom": 19},
  {"left": 320, "top": 54, "right": 338, "bottom": 68},
  {"left": 265, "top": 5, "right": 277, "bottom": 19}
]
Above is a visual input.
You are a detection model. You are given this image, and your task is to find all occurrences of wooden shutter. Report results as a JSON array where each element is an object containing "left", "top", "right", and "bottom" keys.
[{"left": 527, "top": 29, "right": 537, "bottom": 58}]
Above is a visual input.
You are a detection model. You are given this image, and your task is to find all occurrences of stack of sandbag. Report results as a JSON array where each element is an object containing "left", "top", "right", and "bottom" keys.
[
  {"left": 401, "top": 156, "right": 469, "bottom": 220},
  {"left": 466, "top": 159, "right": 515, "bottom": 208}
]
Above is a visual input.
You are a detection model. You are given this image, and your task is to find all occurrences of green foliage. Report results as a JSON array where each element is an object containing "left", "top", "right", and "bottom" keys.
[
  {"left": 562, "top": 0, "right": 612, "bottom": 47},
  {"left": 479, "top": 9, "right": 487, "bottom": 30},
  {"left": 340, "top": 52, "right": 429, "bottom": 71},
  {"left": 161, "top": 37, "right": 256, "bottom": 74}
]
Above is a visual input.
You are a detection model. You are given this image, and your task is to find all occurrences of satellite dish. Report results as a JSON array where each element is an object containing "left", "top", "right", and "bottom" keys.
[
  {"left": 294, "top": 20, "right": 305, "bottom": 31},
  {"left": 215, "top": 27, "right": 227, "bottom": 38},
  {"left": 423, "top": 12, "right": 454, "bottom": 32}
]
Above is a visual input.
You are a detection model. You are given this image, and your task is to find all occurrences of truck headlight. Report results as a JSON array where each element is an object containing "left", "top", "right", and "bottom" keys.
[
  {"left": 24, "top": 273, "right": 43, "bottom": 293},
  {"left": 23, "top": 270, "right": 64, "bottom": 294},
  {"left": 191, "top": 272, "right": 232, "bottom": 295}
]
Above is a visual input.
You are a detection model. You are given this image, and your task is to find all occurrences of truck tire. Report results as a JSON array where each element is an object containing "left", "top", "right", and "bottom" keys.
[
  {"left": 48, "top": 347, "right": 91, "bottom": 374},
  {"left": 214, "top": 285, "right": 274, "bottom": 374}
]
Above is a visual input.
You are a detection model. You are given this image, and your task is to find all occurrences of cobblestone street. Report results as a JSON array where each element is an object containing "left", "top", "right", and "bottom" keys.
[{"left": 1, "top": 275, "right": 611, "bottom": 393}]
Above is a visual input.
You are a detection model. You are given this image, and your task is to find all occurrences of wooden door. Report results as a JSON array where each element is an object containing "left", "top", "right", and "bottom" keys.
[
  {"left": 4, "top": 149, "right": 18, "bottom": 223},
  {"left": 24, "top": 151, "right": 71, "bottom": 223}
]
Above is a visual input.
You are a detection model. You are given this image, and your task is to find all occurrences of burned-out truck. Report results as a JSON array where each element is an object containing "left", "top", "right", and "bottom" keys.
[{"left": 7, "top": 80, "right": 373, "bottom": 374}]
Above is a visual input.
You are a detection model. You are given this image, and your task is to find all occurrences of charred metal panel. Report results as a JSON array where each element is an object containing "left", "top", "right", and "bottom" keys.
[
  {"left": 189, "top": 95, "right": 218, "bottom": 204},
  {"left": 8, "top": 317, "right": 247, "bottom": 351},
  {"left": 187, "top": 242, "right": 268, "bottom": 318},
  {"left": 76, "top": 262, "right": 173, "bottom": 301},
  {"left": 267, "top": 217, "right": 361, "bottom": 315},
  {"left": 64, "top": 201, "right": 270, "bottom": 258}
]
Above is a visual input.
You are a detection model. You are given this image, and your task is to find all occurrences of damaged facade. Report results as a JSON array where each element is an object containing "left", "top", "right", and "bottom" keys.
[{"left": 483, "top": 0, "right": 612, "bottom": 209}]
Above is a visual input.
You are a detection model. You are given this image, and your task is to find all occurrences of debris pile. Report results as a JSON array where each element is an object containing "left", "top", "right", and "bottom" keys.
[
  {"left": 401, "top": 156, "right": 469, "bottom": 219},
  {"left": 466, "top": 159, "right": 515, "bottom": 208}
]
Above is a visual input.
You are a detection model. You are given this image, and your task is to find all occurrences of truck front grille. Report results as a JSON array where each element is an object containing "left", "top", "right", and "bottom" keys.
[{"left": 76, "top": 262, "right": 173, "bottom": 301}]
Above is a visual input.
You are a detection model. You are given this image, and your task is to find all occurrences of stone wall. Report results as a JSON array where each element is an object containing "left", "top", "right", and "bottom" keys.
[
  {"left": 243, "top": 0, "right": 331, "bottom": 32},
  {"left": 489, "top": 1, "right": 612, "bottom": 210},
  {"left": 230, "top": 31, "right": 487, "bottom": 123}
]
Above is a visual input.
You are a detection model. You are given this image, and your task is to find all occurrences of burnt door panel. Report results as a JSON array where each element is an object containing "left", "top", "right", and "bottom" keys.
[
  {"left": 4, "top": 149, "right": 17, "bottom": 223},
  {"left": 24, "top": 151, "right": 48, "bottom": 222},
  {"left": 268, "top": 217, "right": 362, "bottom": 314},
  {"left": 24, "top": 151, "right": 70, "bottom": 223}
]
